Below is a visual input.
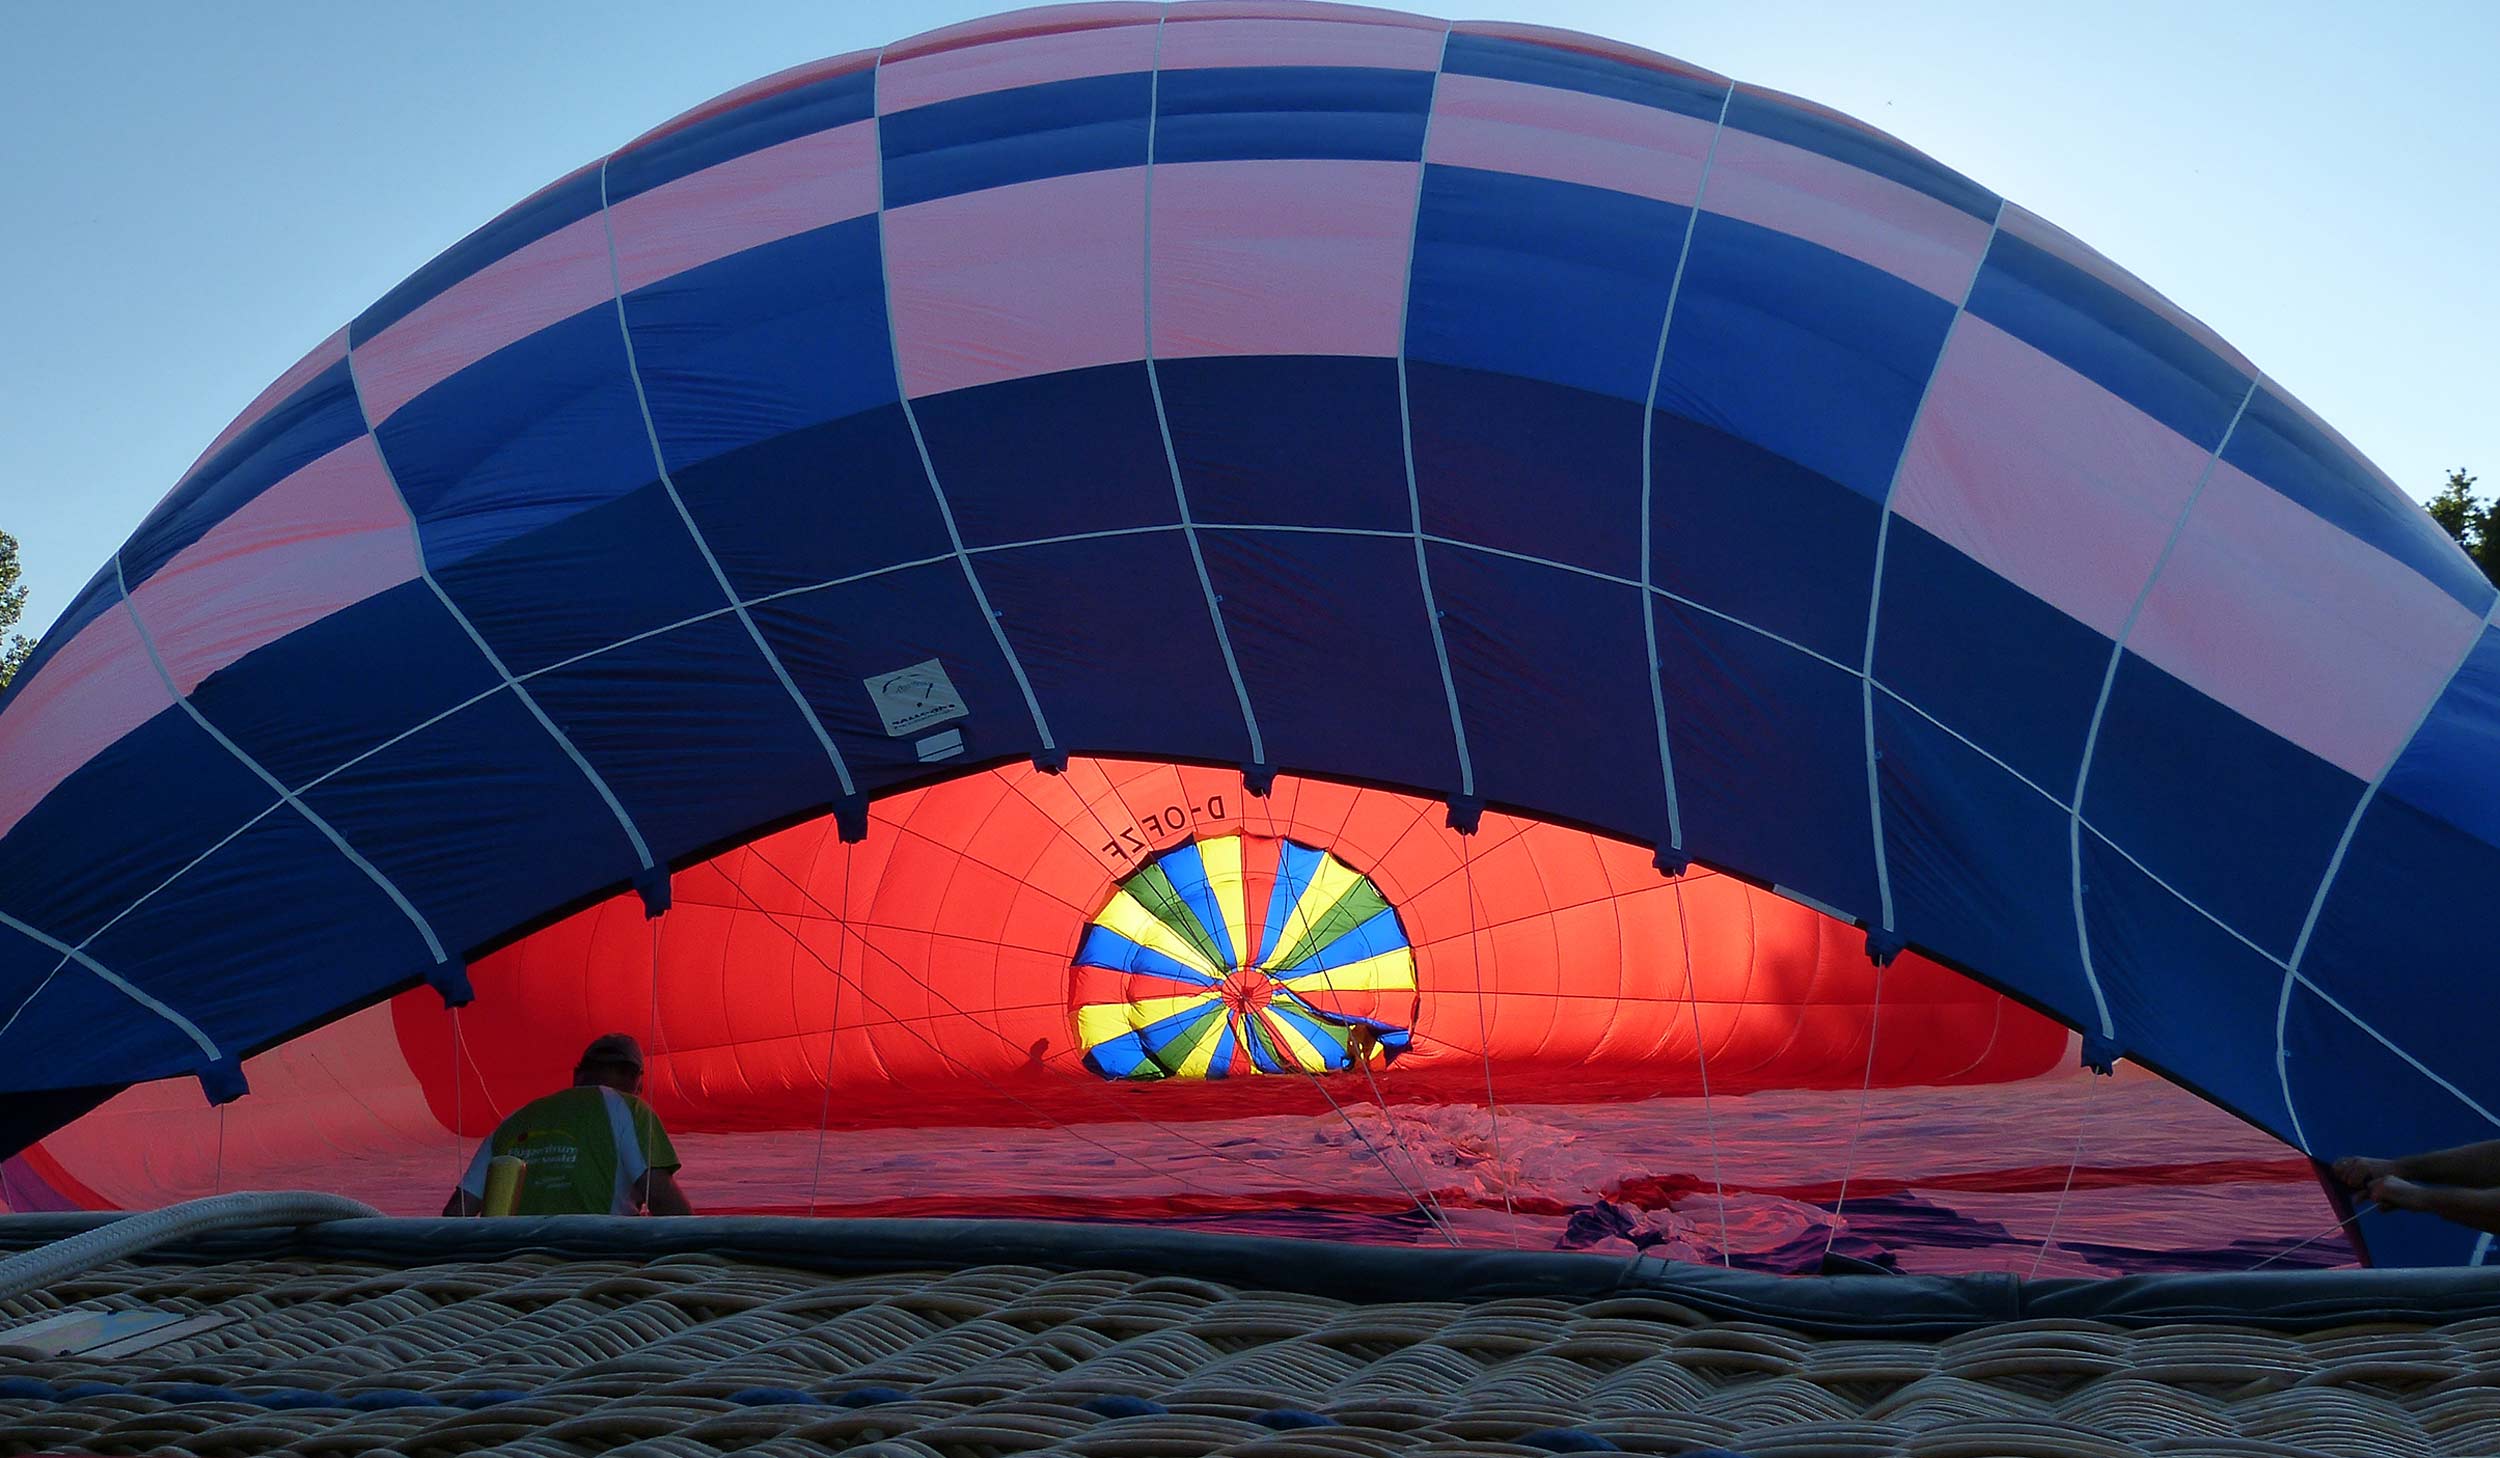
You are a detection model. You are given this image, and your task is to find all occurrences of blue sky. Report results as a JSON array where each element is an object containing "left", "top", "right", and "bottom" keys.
[{"left": 4, "top": 0, "right": 2493, "bottom": 640}]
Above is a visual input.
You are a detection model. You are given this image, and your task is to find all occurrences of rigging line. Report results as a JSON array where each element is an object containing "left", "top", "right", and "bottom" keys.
[
  {"left": 714, "top": 870, "right": 1235, "bottom": 1204},
  {"left": 645, "top": 910, "right": 664, "bottom": 1205},
  {"left": 719, "top": 855, "right": 1247, "bottom": 1200},
  {"left": 452, "top": 1005, "right": 466, "bottom": 1196},
  {"left": 808, "top": 837, "right": 854, "bottom": 1219},
  {"left": 2027, "top": 1069, "right": 2096, "bottom": 1280},
  {"left": 1458, "top": 829, "right": 1519, "bottom": 1248},
  {"left": 734, "top": 839, "right": 1285, "bottom": 1183},
  {"left": 1289, "top": 1052, "right": 1461, "bottom": 1248},
  {"left": 1355, "top": 1048, "right": 1461, "bottom": 1245},
  {"left": 2245, "top": 1199, "right": 2375, "bottom": 1273},
  {"left": 1821, "top": 955, "right": 1888, "bottom": 1261},
  {"left": 213, "top": 1103, "right": 228, "bottom": 1200},
  {"left": 1669, "top": 872, "right": 1733, "bottom": 1268}
]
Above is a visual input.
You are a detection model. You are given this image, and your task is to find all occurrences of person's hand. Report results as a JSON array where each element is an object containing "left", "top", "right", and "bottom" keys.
[
  {"left": 2367, "top": 1175, "right": 2430, "bottom": 1212},
  {"left": 2332, "top": 1155, "right": 2396, "bottom": 1191}
]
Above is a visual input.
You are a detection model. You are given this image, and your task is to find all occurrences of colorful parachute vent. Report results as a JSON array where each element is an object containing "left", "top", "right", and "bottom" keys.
[{"left": 1075, "top": 835, "right": 1416, "bottom": 1080}]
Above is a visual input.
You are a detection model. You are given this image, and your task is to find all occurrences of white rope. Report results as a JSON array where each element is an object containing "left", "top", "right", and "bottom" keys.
[
  {"left": 1354, "top": 1048, "right": 1460, "bottom": 1244},
  {"left": 807, "top": 839, "right": 854, "bottom": 1218},
  {"left": 1821, "top": 958, "right": 1887, "bottom": 1261},
  {"left": 2027, "top": 1070, "right": 2096, "bottom": 1279},
  {"left": 1457, "top": 829, "right": 1518, "bottom": 1248},
  {"left": 1668, "top": 873, "right": 1733, "bottom": 1267}
]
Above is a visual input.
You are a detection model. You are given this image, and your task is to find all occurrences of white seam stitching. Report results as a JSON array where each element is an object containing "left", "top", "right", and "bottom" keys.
[
  {"left": 113, "top": 557, "right": 448, "bottom": 965},
  {"left": 2273, "top": 595, "right": 2500, "bottom": 1149},
  {"left": 2067, "top": 378, "right": 2258, "bottom": 1047},
  {"left": 869, "top": 46, "right": 1058, "bottom": 753},
  {"left": 342, "top": 347, "right": 658, "bottom": 873},
  {"left": 597, "top": 155, "right": 856, "bottom": 801},
  {"left": 1638, "top": 81, "right": 1736, "bottom": 857},
  {"left": 1395, "top": 23, "right": 1471, "bottom": 799},
  {"left": 1859, "top": 197, "right": 2007, "bottom": 935},
  {"left": 1142, "top": 9, "right": 1265, "bottom": 769}
]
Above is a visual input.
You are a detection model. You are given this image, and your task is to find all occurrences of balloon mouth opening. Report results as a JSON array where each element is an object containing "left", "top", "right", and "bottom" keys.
[{"left": 1218, "top": 968, "right": 1277, "bottom": 1013}]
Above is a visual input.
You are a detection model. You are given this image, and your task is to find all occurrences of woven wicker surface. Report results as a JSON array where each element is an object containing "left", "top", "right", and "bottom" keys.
[{"left": 0, "top": 1251, "right": 2493, "bottom": 1457}]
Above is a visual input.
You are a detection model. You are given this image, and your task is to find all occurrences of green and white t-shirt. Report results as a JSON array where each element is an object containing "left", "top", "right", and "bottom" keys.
[{"left": 457, "top": 1086, "right": 679, "bottom": 1216}]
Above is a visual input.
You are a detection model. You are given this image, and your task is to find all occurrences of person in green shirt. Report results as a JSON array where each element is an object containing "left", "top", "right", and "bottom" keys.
[{"left": 443, "top": 1034, "right": 694, "bottom": 1216}]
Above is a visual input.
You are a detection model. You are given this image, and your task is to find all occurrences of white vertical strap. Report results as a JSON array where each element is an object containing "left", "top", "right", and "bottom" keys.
[
  {"left": 596, "top": 157, "right": 857, "bottom": 800},
  {"left": 2067, "top": 380, "right": 2258, "bottom": 1046},
  {"left": 868, "top": 48, "right": 1059, "bottom": 753},
  {"left": 115, "top": 558, "right": 449, "bottom": 967},
  {"left": 343, "top": 348, "right": 661, "bottom": 876},
  {"left": 1859, "top": 200, "right": 2007, "bottom": 935},
  {"left": 2474, "top": 1231, "right": 2494, "bottom": 1267},
  {"left": 1142, "top": 16, "right": 1266, "bottom": 769},
  {"left": 1394, "top": 25, "right": 1474, "bottom": 798},
  {"left": 2273, "top": 594, "right": 2498, "bottom": 1151},
  {"left": 1637, "top": 82, "right": 1736, "bottom": 857}
]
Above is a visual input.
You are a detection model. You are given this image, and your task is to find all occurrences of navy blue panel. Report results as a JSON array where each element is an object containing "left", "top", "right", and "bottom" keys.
[
  {"left": 1656, "top": 213, "right": 1956, "bottom": 502},
  {"left": 0, "top": 561, "right": 120, "bottom": 711},
  {"left": 2224, "top": 387, "right": 2494, "bottom": 615},
  {"left": 0, "top": 707, "right": 272, "bottom": 946},
  {"left": 1198, "top": 529, "right": 1460, "bottom": 794},
  {"left": 300, "top": 688, "right": 643, "bottom": 956},
  {"left": 669, "top": 405, "right": 956, "bottom": 601},
  {"left": 2297, "top": 793, "right": 2500, "bottom": 1112},
  {"left": 186, "top": 579, "right": 503, "bottom": 790},
  {"left": 1407, "top": 166, "right": 1687, "bottom": 403},
  {"left": 119, "top": 359, "right": 366, "bottom": 589},
  {"left": 1723, "top": 92, "right": 1996, "bottom": 221},
  {"left": 1647, "top": 409, "right": 1879, "bottom": 664},
  {"left": 1874, "top": 694, "right": 2092, "bottom": 1020},
  {"left": 976, "top": 533, "right": 1252, "bottom": 765},
  {"left": 1874, "top": 521, "right": 2109, "bottom": 795},
  {"left": 2080, "top": 830, "right": 2293, "bottom": 1135},
  {"left": 912, "top": 364, "right": 1179, "bottom": 548},
  {"left": 1155, "top": 356, "right": 1410, "bottom": 532},
  {"left": 378, "top": 305, "right": 659, "bottom": 569},
  {"left": 881, "top": 72, "right": 1150, "bottom": 209},
  {"left": 355, "top": 168, "right": 607, "bottom": 344},
  {"left": 1966, "top": 232, "right": 2249, "bottom": 451},
  {"left": 2285, "top": 978, "right": 2491, "bottom": 1268},
  {"left": 1649, "top": 600, "right": 1876, "bottom": 915},
  {"left": 80, "top": 810, "right": 434, "bottom": 1059},
  {"left": 623, "top": 217, "right": 899, "bottom": 477},
  {"left": 607, "top": 68, "right": 877, "bottom": 204},
  {"left": 1153, "top": 67, "right": 1434, "bottom": 165},
  {"left": 1409, "top": 364, "right": 1642, "bottom": 580},
  {"left": 430, "top": 480, "right": 721, "bottom": 679},
  {"left": 0, "top": 929, "right": 203, "bottom": 1094},
  {"left": 1441, "top": 32, "right": 1722, "bottom": 120},
  {"left": 747, "top": 559, "right": 1042, "bottom": 791},
  {"left": 1430, "top": 545, "right": 1663, "bottom": 842},
  {"left": 528, "top": 614, "right": 844, "bottom": 861},
  {"left": 2385, "top": 625, "right": 2500, "bottom": 844},
  {"left": 2083, "top": 653, "right": 2360, "bottom": 958}
]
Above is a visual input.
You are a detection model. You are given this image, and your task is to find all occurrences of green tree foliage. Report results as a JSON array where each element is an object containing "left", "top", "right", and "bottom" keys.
[
  {"left": 2426, "top": 469, "right": 2500, "bottom": 588},
  {"left": 0, "top": 529, "right": 32, "bottom": 691}
]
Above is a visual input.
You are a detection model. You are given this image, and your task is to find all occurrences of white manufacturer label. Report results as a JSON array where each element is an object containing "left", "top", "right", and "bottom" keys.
[{"left": 864, "top": 658, "right": 968, "bottom": 736}]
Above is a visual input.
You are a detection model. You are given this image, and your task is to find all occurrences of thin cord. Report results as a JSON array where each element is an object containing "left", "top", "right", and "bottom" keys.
[
  {"left": 735, "top": 841, "right": 1285, "bottom": 1187},
  {"left": 2245, "top": 1199, "right": 2375, "bottom": 1272},
  {"left": 806, "top": 838, "right": 854, "bottom": 1217},
  {"left": 2027, "top": 1069, "right": 2097, "bottom": 1279},
  {"left": 1821, "top": 956, "right": 1887, "bottom": 1260},
  {"left": 712, "top": 861, "right": 1239, "bottom": 1202},
  {"left": 1290, "top": 1056, "right": 1461, "bottom": 1247},
  {"left": 213, "top": 1104, "right": 228, "bottom": 1198},
  {"left": 1669, "top": 873, "right": 1733, "bottom": 1267},
  {"left": 1458, "top": 829, "right": 1519, "bottom": 1248},
  {"left": 1355, "top": 1048, "right": 1460, "bottom": 1243},
  {"left": 643, "top": 908, "right": 663, "bottom": 1209},
  {"left": 451, "top": 1004, "right": 467, "bottom": 1194}
]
